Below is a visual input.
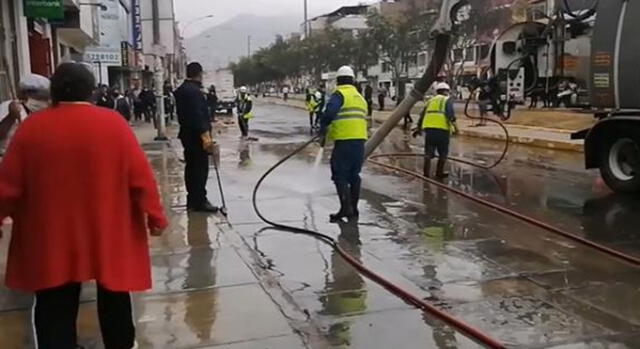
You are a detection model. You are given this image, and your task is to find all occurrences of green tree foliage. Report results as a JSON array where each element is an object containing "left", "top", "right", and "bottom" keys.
[
  {"left": 229, "top": 1, "right": 437, "bottom": 88},
  {"left": 230, "top": 24, "right": 379, "bottom": 86},
  {"left": 366, "top": 3, "right": 435, "bottom": 99}
]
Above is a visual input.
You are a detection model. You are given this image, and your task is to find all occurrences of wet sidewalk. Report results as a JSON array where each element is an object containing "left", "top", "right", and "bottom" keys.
[
  {"left": 0, "top": 122, "right": 309, "bottom": 349},
  {"left": 264, "top": 96, "right": 588, "bottom": 152}
]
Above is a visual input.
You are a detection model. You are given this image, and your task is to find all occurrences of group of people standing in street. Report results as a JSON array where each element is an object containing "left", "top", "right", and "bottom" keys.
[{"left": 92, "top": 82, "right": 177, "bottom": 126}]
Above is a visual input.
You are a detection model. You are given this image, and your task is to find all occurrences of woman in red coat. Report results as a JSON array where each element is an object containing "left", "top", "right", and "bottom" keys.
[{"left": 0, "top": 63, "right": 168, "bottom": 349}]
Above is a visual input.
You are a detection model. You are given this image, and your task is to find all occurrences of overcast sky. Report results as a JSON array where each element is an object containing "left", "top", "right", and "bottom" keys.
[{"left": 175, "top": 0, "right": 372, "bottom": 37}]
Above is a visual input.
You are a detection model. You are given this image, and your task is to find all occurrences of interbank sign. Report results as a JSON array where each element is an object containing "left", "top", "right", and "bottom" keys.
[{"left": 24, "top": 0, "right": 64, "bottom": 20}]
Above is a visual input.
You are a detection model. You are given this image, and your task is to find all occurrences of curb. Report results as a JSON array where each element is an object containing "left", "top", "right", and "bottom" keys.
[{"left": 457, "top": 129, "right": 584, "bottom": 153}]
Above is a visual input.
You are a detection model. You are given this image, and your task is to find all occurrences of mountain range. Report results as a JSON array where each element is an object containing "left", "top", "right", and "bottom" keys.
[{"left": 185, "top": 14, "right": 301, "bottom": 71}]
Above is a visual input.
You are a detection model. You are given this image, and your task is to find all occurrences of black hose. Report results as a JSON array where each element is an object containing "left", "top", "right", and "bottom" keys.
[
  {"left": 251, "top": 136, "right": 506, "bottom": 348},
  {"left": 463, "top": 89, "right": 510, "bottom": 169},
  {"left": 251, "top": 136, "right": 333, "bottom": 245},
  {"left": 562, "top": 0, "right": 598, "bottom": 21}
]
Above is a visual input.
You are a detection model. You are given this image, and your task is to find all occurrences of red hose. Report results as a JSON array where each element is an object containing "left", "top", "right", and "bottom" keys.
[
  {"left": 335, "top": 246, "right": 507, "bottom": 349},
  {"left": 367, "top": 156, "right": 640, "bottom": 267}
]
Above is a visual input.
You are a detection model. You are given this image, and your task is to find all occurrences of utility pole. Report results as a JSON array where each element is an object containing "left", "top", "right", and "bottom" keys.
[
  {"left": 247, "top": 35, "right": 251, "bottom": 57},
  {"left": 152, "top": 0, "right": 167, "bottom": 141},
  {"left": 304, "top": 0, "right": 308, "bottom": 37}
]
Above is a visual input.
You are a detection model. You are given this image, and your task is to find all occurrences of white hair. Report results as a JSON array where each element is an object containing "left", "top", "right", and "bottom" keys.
[{"left": 18, "top": 74, "right": 50, "bottom": 94}]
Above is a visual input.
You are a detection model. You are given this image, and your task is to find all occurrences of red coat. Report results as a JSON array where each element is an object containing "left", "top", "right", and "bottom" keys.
[{"left": 0, "top": 103, "right": 168, "bottom": 292}]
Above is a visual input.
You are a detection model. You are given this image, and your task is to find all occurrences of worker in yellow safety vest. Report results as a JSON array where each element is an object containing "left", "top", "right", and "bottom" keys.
[
  {"left": 319, "top": 66, "right": 368, "bottom": 222},
  {"left": 413, "top": 82, "right": 457, "bottom": 178},
  {"left": 306, "top": 91, "right": 324, "bottom": 133},
  {"left": 236, "top": 86, "right": 253, "bottom": 139}
]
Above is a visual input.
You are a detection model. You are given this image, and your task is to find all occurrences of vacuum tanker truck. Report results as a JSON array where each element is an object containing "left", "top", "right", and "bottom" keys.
[{"left": 484, "top": 0, "right": 639, "bottom": 193}]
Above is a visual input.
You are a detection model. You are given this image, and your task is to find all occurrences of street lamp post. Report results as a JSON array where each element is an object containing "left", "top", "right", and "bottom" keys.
[
  {"left": 152, "top": 13, "right": 213, "bottom": 141},
  {"left": 304, "top": 0, "right": 309, "bottom": 37},
  {"left": 182, "top": 14, "right": 215, "bottom": 36}
]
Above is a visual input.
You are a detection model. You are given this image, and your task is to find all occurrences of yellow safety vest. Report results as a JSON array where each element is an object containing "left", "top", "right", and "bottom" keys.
[
  {"left": 328, "top": 85, "right": 368, "bottom": 141},
  {"left": 307, "top": 96, "right": 319, "bottom": 112},
  {"left": 421, "top": 95, "right": 451, "bottom": 131},
  {"left": 239, "top": 95, "right": 253, "bottom": 120}
]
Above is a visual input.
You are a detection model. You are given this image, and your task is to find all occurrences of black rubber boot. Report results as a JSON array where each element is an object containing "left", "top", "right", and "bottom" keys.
[
  {"left": 330, "top": 183, "right": 353, "bottom": 222},
  {"left": 350, "top": 179, "right": 361, "bottom": 219},
  {"left": 423, "top": 158, "right": 432, "bottom": 178},
  {"left": 436, "top": 157, "right": 449, "bottom": 179}
]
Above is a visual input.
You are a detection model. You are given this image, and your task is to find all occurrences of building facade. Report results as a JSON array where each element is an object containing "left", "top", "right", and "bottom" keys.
[
  {"left": 84, "top": 0, "right": 135, "bottom": 88},
  {"left": 0, "top": 0, "right": 185, "bottom": 102}
]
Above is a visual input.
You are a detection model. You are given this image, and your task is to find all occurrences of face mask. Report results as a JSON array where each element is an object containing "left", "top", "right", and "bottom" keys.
[{"left": 24, "top": 98, "right": 49, "bottom": 113}]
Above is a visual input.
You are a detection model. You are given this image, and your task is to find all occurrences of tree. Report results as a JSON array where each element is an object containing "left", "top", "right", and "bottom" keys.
[{"left": 367, "top": 3, "right": 435, "bottom": 100}]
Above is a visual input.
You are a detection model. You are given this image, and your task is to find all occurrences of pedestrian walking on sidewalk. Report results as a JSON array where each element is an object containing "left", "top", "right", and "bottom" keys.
[
  {"left": 413, "top": 82, "right": 458, "bottom": 178},
  {"left": 207, "top": 85, "right": 218, "bottom": 122},
  {"left": 113, "top": 88, "right": 132, "bottom": 122},
  {"left": 364, "top": 82, "right": 373, "bottom": 117},
  {"left": 140, "top": 86, "right": 156, "bottom": 123},
  {"left": 132, "top": 85, "right": 144, "bottom": 122},
  {"left": 236, "top": 86, "right": 254, "bottom": 138},
  {"left": 377, "top": 85, "right": 387, "bottom": 111},
  {"left": 319, "top": 66, "right": 367, "bottom": 222},
  {"left": 282, "top": 86, "right": 289, "bottom": 102},
  {"left": 0, "top": 62, "right": 168, "bottom": 349},
  {"left": 175, "top": 62, "right": 219, "bottom": 213},
  {"left": 476, "top": 84, "right": 490, "bottom": 127}
]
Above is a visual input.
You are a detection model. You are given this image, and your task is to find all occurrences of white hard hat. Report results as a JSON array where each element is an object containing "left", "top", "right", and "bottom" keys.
[
  {"left": 239, "top": 86, "right": 248, "bottom": 93},
  {"left": 435, "top": 82, "right": 451, "bottom": 91},
  {"left": 337, "top": 65, "right": 355, "bottom": 78},
  {"left": 314, "top": 91, "right": 322, "bottom": 99}
]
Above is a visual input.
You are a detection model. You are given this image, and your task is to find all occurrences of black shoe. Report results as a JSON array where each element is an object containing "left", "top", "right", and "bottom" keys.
[
  {"left": 191, "top": 201, "right": 219, "bottom": 213},
  {"left": 330, "top": 183, "right": 352, "bottom": 222}
]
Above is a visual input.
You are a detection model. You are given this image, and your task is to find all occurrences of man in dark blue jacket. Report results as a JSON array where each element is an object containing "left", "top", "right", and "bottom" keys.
[{"left": 175, "top": 62, "right": 218, "bottom": 213}]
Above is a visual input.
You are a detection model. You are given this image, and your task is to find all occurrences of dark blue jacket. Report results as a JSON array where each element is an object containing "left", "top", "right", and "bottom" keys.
[{"left": 175, "top": 80, "right": 211, "bottom": 139}]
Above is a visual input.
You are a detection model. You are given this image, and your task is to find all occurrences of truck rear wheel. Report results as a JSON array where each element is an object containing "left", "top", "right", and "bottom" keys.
[{"left": 599, "top": 134, "right": 640, "bottom": 193}]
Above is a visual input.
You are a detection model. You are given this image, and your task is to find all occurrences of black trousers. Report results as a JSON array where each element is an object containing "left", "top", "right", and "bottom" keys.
[
  {"left": 378, "top": 95, "right": 385, "bottom": 111},
  {"left": 133, "top": 104, "right": 143, "bottom": 121},
  {"left": 424, "top": 128, "right": 450, "bottom": 158},
  {"left": 34, "top": 283, "right": 135, "bottom": 349},
  {"left": 366, "top": 99, "right": 373, "bottom": 116},
  {"left": 238, "top": 115, "right": 249, "bottom": 137},
  {"left": 182, "top": 136, "right": 209, "bottom": 208}
]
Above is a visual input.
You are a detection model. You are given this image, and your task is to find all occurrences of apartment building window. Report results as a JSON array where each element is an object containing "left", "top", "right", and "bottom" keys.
[
  {"left": 529, "top": 3, "right": 547, "bottom": 21},
  {"left": 417, "top": 52, "right": 427, "bottom": 67},
  {"left": 453, "top": 48, "right": 463, "bottom": 62},
  {"left": 464, "top": 46, "right": 474, "bottom": 62},
  {"left": 478, "top": 44, "right": 490, "bottom": 61},
  {"left": 408, "top": 55, "right": 418, "bottom": 68}
]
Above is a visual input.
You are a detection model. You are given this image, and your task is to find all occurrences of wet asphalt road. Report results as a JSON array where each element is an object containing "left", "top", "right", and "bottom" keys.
[
  {"left": 213, "top": 102, "right": 640, "bottom": 348},
  {"left": 0, "top": 101, "right": 639, "bottom": 348}
]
